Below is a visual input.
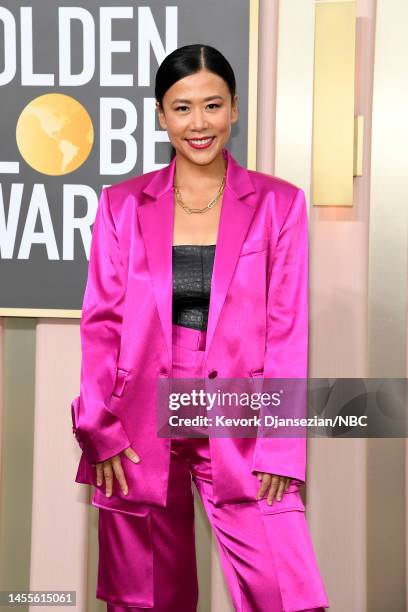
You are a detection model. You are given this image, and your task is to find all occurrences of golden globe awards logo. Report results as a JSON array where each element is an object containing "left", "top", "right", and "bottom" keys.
[
  {"left": 16, "top": 94, "right": 94, "bottom": 176},
  {"left": 0, "top": 1, "right": 250, "bottom": 312}
]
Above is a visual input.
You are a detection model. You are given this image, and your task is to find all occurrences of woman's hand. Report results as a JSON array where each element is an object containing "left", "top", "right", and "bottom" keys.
[
  {"left": 255, "top": 472, "right": 291, "bottom": 505},
  {"left": 95, "top": 447, "right": 140, "bottom": 497}
]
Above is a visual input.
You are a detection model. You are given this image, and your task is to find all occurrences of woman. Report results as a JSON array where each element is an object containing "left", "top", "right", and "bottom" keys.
[{"left": 71, "top": 44, "right": 330, "bottom": 611}]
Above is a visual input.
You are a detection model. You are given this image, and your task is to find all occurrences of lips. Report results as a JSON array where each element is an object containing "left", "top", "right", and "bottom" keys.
[{"left": 186, "top": 137, "right": 215, "bottom": 150}]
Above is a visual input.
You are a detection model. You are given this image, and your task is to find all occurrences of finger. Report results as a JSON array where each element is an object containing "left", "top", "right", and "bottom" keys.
[
  {"left": 266, "top": 475, "right": 281, "bottom": 505},
  {"left": 256, "top": 474, "right": 271, "bottom": 500},
  {"left": 284, "top": 478, "right": 291, "bottom": 491},
  {"left": 274, "top": 478, "right": 287, "bottom": 502},
  {"left": 103, "top": 462, "right": 114, "bottom": 497},
  {"left": 95, "top": 463, "right": 103, "bottom": 487},
  {"left": 112, "top": 456, "right": 128, "bottom": 495},
  {"left": 123, "top": 447, "right": 140, "bottom": 463}
]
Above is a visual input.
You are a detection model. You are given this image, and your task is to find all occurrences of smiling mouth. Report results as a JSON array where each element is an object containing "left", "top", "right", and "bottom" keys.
[{"left": 186, "top": 136, "right": 215, "bottom": 148}]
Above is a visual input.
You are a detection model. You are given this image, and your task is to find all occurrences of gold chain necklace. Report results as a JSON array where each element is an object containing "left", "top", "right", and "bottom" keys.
[{"left": 173, "top": 172, "right": 227, "bottom": 215}]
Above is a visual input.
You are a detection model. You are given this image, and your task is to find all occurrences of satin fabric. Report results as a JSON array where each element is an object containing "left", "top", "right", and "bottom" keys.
[
  {"left": 71, "top": 147, "right": 310, "bottom": 514},
  {"left": 97, "top": 324, "right": 330, "bottom": 611}
]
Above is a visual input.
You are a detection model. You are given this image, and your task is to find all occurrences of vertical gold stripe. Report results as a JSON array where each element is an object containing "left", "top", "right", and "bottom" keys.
[
  {"left": 313, "top": 0, "right": 356, "bottom": 205},
  {"left": 247, "top": 0, "right": 259, "bottom": 170},
  {"left": 353, "top": 115, "right": 364, "bottom": 177}
]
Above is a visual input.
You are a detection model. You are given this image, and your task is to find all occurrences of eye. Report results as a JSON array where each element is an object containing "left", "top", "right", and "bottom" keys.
[{"left": 174, "top": 103, "right": 221, "bottom": 112}]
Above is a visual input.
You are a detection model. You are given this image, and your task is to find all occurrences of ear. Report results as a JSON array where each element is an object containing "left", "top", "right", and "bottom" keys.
[
  {"left": 156, "top": 102, "right": 167, "bottom": 130},
  {"left": 231, "top": 94, "right": 239, "bottom": 124}
]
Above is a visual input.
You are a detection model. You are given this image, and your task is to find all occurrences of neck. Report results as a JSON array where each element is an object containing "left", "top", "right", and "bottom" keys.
[{"left": 173, "top": 150, "right": 227, "bottom": 191}]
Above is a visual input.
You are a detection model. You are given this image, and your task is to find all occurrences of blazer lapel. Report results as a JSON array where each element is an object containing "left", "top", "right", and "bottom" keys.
[
  {"left": 137, "top": 147, "right": 257, "bottom": 364},
  {"left": 205, "top": 168, "right": 257, "bottom": 357},
  {"left": 137, "top": 164, "right": 175, "bottom": 364}
]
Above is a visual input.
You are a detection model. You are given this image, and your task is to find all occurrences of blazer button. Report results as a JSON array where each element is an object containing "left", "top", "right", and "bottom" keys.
[{"left": 208, "top": 370, "right": 218, "bottom": 379}]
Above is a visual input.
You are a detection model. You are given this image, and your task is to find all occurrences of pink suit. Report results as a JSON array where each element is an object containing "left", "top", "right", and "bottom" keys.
[{"left": 71, "top": 147, "right": 330, "bottom": 610}]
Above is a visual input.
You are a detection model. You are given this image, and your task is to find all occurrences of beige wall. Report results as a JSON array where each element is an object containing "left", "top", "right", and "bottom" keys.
[{"left": 1, "top": 1, "right": 407, "bottom": 610}]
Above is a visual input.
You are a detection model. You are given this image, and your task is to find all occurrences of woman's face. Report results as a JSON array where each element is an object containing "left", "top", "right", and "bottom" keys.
[{"left": 156, "top": 69, "right": 238, "bottom": 166}]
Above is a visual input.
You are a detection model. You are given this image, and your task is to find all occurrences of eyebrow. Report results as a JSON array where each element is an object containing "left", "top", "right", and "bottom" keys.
[{"left": 171, "top": 95, "right": 224, "bottom": 104}]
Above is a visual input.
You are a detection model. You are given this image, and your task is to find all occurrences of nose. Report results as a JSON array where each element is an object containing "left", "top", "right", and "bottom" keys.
[{"left": 190, "top": 108, "right": 208, "bottom": 130}]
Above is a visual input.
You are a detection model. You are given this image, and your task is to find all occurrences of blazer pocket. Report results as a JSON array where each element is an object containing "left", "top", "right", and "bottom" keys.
[
  {"left": 257, "top": 490, "right": 305, "bottom": 514},
  {"left": 112, "top": 367, "right": 130, "bottom": 398},
  {"left": 239, "top": 238, "right": 268, "bottom": 256}
]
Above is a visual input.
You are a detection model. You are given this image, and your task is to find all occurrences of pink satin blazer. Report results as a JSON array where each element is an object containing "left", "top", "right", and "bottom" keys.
[{"left": 71, "top": 147, "right": 309, "bottom": 516}]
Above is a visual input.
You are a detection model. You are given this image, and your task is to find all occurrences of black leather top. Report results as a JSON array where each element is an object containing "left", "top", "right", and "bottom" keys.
[{"left": 172, "top": 244, "right": 216, "bottom": 331}]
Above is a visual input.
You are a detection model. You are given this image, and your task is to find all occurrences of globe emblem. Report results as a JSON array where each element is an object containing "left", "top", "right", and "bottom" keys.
[{"left": 16, "top": 93, "right": 94, "bottom": 176}]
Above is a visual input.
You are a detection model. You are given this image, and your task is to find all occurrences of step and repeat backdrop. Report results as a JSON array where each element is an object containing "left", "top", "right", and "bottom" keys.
[{"left": 0, "top": 0, "right": 256, "bottom": 316}]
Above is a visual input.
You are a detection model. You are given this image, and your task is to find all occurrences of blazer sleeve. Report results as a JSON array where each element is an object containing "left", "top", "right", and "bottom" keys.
[
  {"left": 251, "top": 187, "right": 309, "bottom": 484},
  {"left": 71, "top": 187, "right": 131, "bottom": 465}
]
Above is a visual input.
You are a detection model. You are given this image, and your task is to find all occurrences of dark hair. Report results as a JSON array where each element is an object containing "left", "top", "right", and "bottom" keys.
[{"left": 155, "top": 44, "right": 236, "bottom": 159}]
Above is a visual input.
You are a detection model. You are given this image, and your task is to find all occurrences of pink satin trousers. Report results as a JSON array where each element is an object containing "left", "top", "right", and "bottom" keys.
[{"left": 97, "top": 323, "right": 330, "bottom": 611}]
